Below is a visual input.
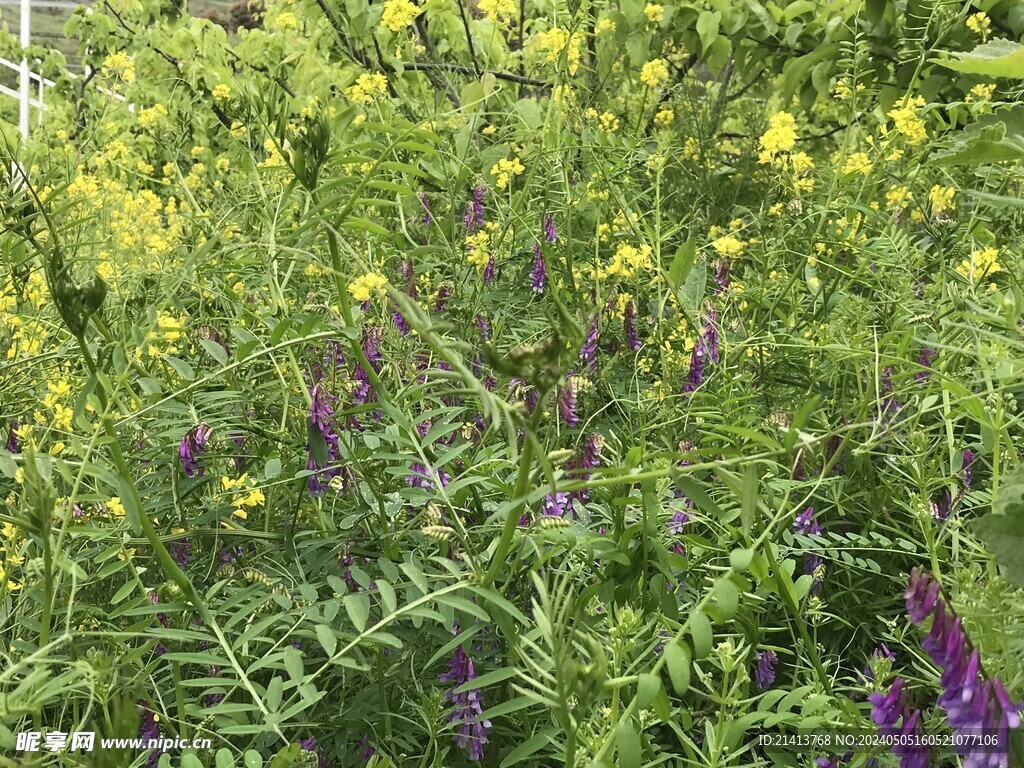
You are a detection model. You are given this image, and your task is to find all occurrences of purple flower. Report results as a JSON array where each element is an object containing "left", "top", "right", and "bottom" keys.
[
  {"left": 436, "top": 282, "right": 452, "bottom": 312},
  {"left": 358, "top": 734, "right": 376, "bottom": 762},
  {"left": 474, "top": 314, "right": 491, "bottom": 342},
  {"left": 580, "top": 317, "right": 599, "bottom": 375},
  {"left": 483, "top": 254, "right": 496, "bottom": 285},
  {"left": 624, "top": 299, "right": 640, "bottom": 351},
  {"left": 530, "top": 243, "right": 546, "bottom": 292},
  {"left": 170, "top": 538, "right": 190, "bottom": 568},
  {"left": 4, "top": 419, "right": 18, "bottom": 453},
  {"left": 464, "top": 186, "right": 486, "bottom": 234},
  {"left": 543, "top": 492, "right": 569, "bottom": 517},
  {"left": 408, "top": 462, "right": 451, "bottom": 490},
  {"left": 668, "top": 510, "right": 689, "bottom": 536},
  {"left": 863, "top": 644, "right": 896, "bottom": 682},
  {"left": 867, "top": 679, "right": 929, "bottom": 768},
  {"left": 179, "top": 423, "right": 212, "bottom": 478},
  {"left": 713, "top": 259, "right": 730, "bottom": 293},
  {"left": 916, "top": 346, "right": 937, "bottom": 381},
  {"left": 755, "top": 650, "right": 778, "bottom": 690},
  {"left": 230, "top": 431, "right": 247, "bottom": 473},
  {"left": 543, "top": 211, "right": 557, "bottom": 243},
  {"left": 440, "top": 645, "right": 492, "bottom": 760},
  {"left": 904, "top": 567, "right": 942, "bottom": 625},
  {"left": 138, "top": 701, "right": 161, "bottom": 768},
  {"left": 299, "top": 738, "right": 329, "bottom": 768},
  {"left": 306, "top": 381, "right": 342, "bottom": 497},
  {"left": 961, "top": 449, "right": 977, "bottom": 489},
  {"left": 351, "top": 326, "right": 383, "bottom": 407},
  {"left": 868, "top": 677, "right": 907, "bottom": 727},
  {"left": 794, "top": 507, "right": 820, "bottom": 535},
  {"left": 418, "top": 192, "right": 432, "bottom": 226},
  {"left": 560, "top": 374, "right": 579, "bottom": 427},
  {"left": 685, "top": 304, "right": 719, "bottom": 392}
]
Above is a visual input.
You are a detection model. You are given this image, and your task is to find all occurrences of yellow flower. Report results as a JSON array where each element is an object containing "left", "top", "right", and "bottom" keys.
[
  {"left": 887, "top": 96, "right": 927, "bottom": 146},
  {"left": 966, "top": 12, "right": 991, "bottom": 42},
  {"left": 643, "top": 3, "right": 664, "bottom": 23},
  {"left": 842, "top": 152, "right": 872, "bottom": 175},
  {"left": 886, "top": 185, "right": 912, "bottom": 211},
  {"left": 957, "top": 247, "right": 1002, "bottom": 282},
  {"left": 538, "top": 28, "right": 582, "bottom": 75},
  {"left": 478, "top": 0, "right": 515, "bottom": 23},
  {"left": 640, "top": 58, "right": 669, "bottom": 89},
  {"left": 929, "top": 185, "right": 955, "bottom": 214},
  {"left": 101, "top": 52, "right": 135, "bottom": 83},
  {"left": 654, "top": 107, "right": 674, "bottom": 128},
  {"left": 274, "top": 11, "right": 298, "bottom": 31},
  {"left": 967, "top": 83, "right": 996, "bottom": 103},
  {"left": 598, "top": 111, "right": 620, "bottom": 133},
  {"left": 347, "top": 273, "right": 389, "bottom": 302},
  {"left": 138, "top": 104, "right": 168, "bottom": 129},
  {"left": 345, "top": 73, "right": 389, "bottom": 105},
  {"left": 381, "top": 0, "right": 420, "bottom": 32},
  {"left": 490, "top": 157, "right": 525, "bottom": 189},
  {"left": 599, "top": 242, "right": 654, "bottom": 279},
  {"left": 757, "top": 112, "right": 798, "bottom": 165},
  {"left": 106, "top": 497, "right": 126, "bottom": 517},
  {"left": 597, "top": 17, "right": 616, "bottom": 33},
  {"left": 711, "top": 234, "right": 746, "bottom": 258},
  {"left": 465, "top": 231, "right": 491, "bottom": 270},
  {"left": 212, "top": 83, "right": 232, "bottom": 102}
]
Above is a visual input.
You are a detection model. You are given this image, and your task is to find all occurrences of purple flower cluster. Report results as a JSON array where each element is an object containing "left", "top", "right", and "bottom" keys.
[
  {"left": 794, "top": 507, "right": 820, "bottom": 535},
  {"left": 137, "top": 701, "right": 161, "bottom": 768},
  {"left": 580, "top": 316, "right": 599, "bottom": 375},
  {"left": 624, "top": 299, "right": 640, "bottom": 351},
  {"left": 685, "top": 304, "right": 719, "bottom": 393},
  {"left": 4, "top": 419, "right": 18, "bottom": 453},
  {"left": 916, "top": 346, "right": 937, "bottom": 381},
  {"left": 299, "top": 737, "right": 329, "bottom": 768},
  {"left": 307, "top": 381, "right": 342, "bottom": 496},
  {"left": 713, "top": 259, "right": 730, "bottom": 293},
  {"left": 755, "top": 650, "right": 778, "bottom": 690},
  {"left": 464, "top": 186, "right": 486, "bottom": 234},
  {"left": 902, "top": 568, "right": 1022, "bottom": 767},
  {"left": 543, "top": 491, "right": 569, "bottom": 517},
  {"left": 179, "top": 423, "right": 212, "bottom": 477},
  {"left": 353, "top": 326, "right": 383, "bottom": 406},
  {"left": 418, "top": 191, "right": 432, "bottom": 226},
  {"left": 543, "top": 211, "right": 557, "bottom": 243},
  {"left": 408, "top": 462, "right": 451, "bottom": 491},
  {"left": 560, "top": 373, "right": 580, "bottom": 427},
  {"left": 867, "top": 677, "right": 928, "bottom": 768},
  {"left": 530, "top": 243, "right": 546, "bottom": 292},
  {"left": 567, "top": 432, "right": 603, "bottom": 512},
  {"left": 439, "top": 645, "right": 492, "bottom": 760}
]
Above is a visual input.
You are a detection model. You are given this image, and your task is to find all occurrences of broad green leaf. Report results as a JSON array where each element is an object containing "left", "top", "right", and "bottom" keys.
[
  {"left": 933, "top": 39, "right": 1024, "bottom": 78},
  {"left": 689, "top": 609, "right": 713, "bottom": 658},
  {"left": 667, "top": 238, "right": 696, "bottom": 291},
  {"left": 344, "top": 592, "right": 370, "bottom": 632},
  {"left": 316, "top": 624, "right": 338, "bottom": 656},
  {"left": 616, "top": 722, "right": 641, "bottom": 768},
  {"left": 663, "top": 640, "right": 691, "bottom": 695}
]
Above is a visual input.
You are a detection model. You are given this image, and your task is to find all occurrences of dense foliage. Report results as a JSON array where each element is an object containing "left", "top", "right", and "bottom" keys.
[{"left": 3, "top": 0, "right": 1024, "bottom": 766}]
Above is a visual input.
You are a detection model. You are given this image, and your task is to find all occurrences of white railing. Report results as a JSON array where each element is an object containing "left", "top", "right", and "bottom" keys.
[{"left": 1, "top": 0, "right": 131, "bottom": 142}]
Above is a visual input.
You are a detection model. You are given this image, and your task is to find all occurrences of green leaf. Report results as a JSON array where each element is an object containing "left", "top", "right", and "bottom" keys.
[
  {"left": 263, "top": 457, "right": 282, "bottom": 480},
  {"left": 181, "top": 756, "right": 204, "bottom": 768},
  {"left": 215, "top": 748, "right": 235, "bottom": 768},
  {"left": 499, "top": 730, "right": 555, "bottom": 766},
  {"left": 165, "top": 356, "right": 195, "bottom": 381},
  {"left": 616, "top": 722, "right": 641, "bottom": 768},
  {"left": 689, "top": 609, "right": 713, "bottom": 658},
  {"left": 637, "top": 672, "right": 662, "bottom": 709},
  {"left": 243, "top": 751, "right": 264, "bottom": 768},
  {"left": 284, "top": 647, "right": 304, "bottom": 682},
  {"left": 663, "top": 640, "right": 691, "bottom": 695},
  {"left": 316, "top": 624, "right": 337, "bottom": 656},
  {"left": 344, "top": 592, "right": 370, "bottom": 632},
  {"left": 696, "top": 10, "right": 721, "bottom": 53},
  {"left": 667, "top": 238, "right": 696, "bottom": 291},
  {"left": 730, "top": 548, "right": 754, "bottom": 572},
  {"left": 933, "top": 39, "right": 1024, "bottom": 79},
  {"left": 712, "top": 577, "right": 739, "bottom": 620},
  {"left": 741, "top": 464, "right": 758, "bottom": 537},
  {"left": 974, "top": 470, "right": 1024, "bottom": 587},
  {"left": 678, "top": 257, "right": 707, "bottom": 312},
  {"left": 266, "top": 676, "right": 284, "bottom": 711},
  {"left": 199, "top": 337, "right": 229, "bottom": 365}
]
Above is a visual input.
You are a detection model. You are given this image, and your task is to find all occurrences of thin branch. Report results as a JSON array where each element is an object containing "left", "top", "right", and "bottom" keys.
[{"left": 400, "top": 61, "right": 548, "bottom": 87}]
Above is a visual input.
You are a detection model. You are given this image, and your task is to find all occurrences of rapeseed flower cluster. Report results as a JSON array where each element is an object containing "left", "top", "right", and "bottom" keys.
[
  {"left": 537, "top": 28, "right": 582, "bottom": 75},
  {"left": 381, "top": 0, "right": 419, "bottom": 31},
  {"left": 598, "top": 242, "right": 654, "bottom": 279},
  {"left": 640, "top": 58, "right": 669, "bottom": 88},
  {"left": 348, "top": 273, "right": 389, "bottom": 302},
  {"left": 491, "top": 157, "right": 525, "bottom": 189},
  {"left": 221, "top": 474, "right": 265, "bottom": 519},
  {"left": 957, "top": 248, "right": 1002, "bottom": 283},
  {"left": 758, "top": 112, "right": 798, "bottom": 165},
  {"left": 478, "top": 0, "right": 515, "bottom": 23},
  {"left": 887, "top": 97, "right": 927, "bottom": 146},
  {"left": 345, "top": 73, "right": 389, "bottom": 105}
]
